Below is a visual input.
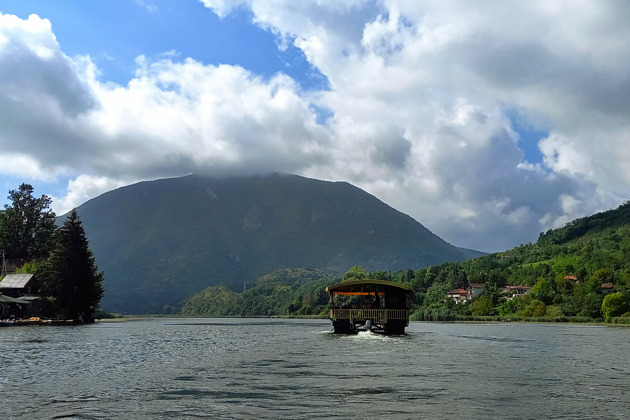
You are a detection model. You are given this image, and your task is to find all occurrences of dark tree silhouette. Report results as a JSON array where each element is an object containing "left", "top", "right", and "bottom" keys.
[
  {"left": 0, "top": 184, "right": 57, "bottom": 259},
  {"left": 41, "top": 209, "right": 104, "bottom": 322}
]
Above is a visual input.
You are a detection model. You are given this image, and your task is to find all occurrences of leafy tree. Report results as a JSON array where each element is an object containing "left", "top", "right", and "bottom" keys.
[
  {"left": 519, "top": 299, "right": 546, "bottom": 317},
  {"left": 40, "top": 210, "right": 104, "bottom": 322},
  {"left": 470, "top": 295, "right": 494, "bottom": 316},
  {"left": 497, "top": 297, "right": 525, "bottom": 316},
  {"left": 15, "top": 261, "right": 40, "bottom": 274},
  {"left": 602, "top": 292, "right": 630, "bottom": 321},
  {"left": 402, "top": 268, "right": 415, "bottom": 283},
  {"left": 424, "top": 281, "right": 451, "bottom": 307},
  {"left": 530, "top": 277, "right": 555, "bottom": 305},
  {"left": 449, "top": 265, "right": 468, "bottom": 290},
  {"left": 0, "top": 184, "right": 57, "bottom": 259},
  {"left": 342, "top": 265, "right": 366, "bottom": 281},
  {"left": 576, "top": 289, "right": 603, "bottom": 318}
]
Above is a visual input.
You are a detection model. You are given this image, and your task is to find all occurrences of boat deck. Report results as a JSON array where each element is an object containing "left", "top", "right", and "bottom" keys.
[{"left": 330, "top": 308, "right": 408, "bottom": 323}]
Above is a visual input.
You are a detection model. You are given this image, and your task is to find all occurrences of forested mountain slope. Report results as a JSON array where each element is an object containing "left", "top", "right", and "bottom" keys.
[
  {"left": 71, "top": 173, "right": 482, "bottom": 313},
  {"left": 408, "top": 201, "right": 630, "bottom": 320}
]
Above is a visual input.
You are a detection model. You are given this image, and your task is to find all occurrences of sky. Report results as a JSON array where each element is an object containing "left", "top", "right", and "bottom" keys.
[{"left": 1, "top": 0, "right": 630, "bottom": 252}]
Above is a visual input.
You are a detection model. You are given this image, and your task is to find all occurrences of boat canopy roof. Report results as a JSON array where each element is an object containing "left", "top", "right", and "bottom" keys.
[
  {"left": 326, "top": 279, "right": 413, "bottom": 296},
  {"left": 0, "top": 294, "right": 27, "bottom": 304}
]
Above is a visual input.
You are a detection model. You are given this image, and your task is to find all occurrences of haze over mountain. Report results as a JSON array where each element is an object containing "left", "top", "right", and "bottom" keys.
[{"left": 69, "top": 173, "right": 483, "bottom": 313}]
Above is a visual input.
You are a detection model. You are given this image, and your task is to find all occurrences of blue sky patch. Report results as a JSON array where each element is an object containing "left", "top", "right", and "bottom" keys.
[
  {"left": 505, "top": 108, "right": 548, "bottom": 165},
  {"left": 0, "top": 0, "right": 328, "bottom": 90}
]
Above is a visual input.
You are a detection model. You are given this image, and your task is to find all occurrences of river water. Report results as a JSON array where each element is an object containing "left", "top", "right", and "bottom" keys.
[{"left": 1, "top": 318, "right": 628, "bottom": 419}]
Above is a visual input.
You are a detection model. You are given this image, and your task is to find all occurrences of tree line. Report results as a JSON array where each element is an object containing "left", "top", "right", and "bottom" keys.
[{"left": 0, "top": 184, "right": 104, "bottom": 322}]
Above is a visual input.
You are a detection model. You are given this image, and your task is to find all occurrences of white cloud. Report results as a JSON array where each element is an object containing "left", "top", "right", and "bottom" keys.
[
  {"left": 1, "top": 11, "right": 331, "bottom": 215},
  {"left": 202, "top": 0, "right": 629, "bottom": 250},
  {"left": 0, "top": 152, "right": 62, "bottom": 182},
  {"left": 52, "top": 175, "right": 128, "bottom": 215},
  {"left": 3, "top": 2, "right": 630, "bottom": 251}
]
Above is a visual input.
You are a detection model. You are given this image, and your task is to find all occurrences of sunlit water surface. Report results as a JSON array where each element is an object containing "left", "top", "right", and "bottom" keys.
[{"left": 1, "top": 319, "right": 629, "bottom": 419}]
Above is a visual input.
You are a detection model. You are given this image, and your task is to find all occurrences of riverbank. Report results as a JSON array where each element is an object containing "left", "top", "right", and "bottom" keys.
[{"left": 93, "top": 312, "right": 630, "bottom": 327}]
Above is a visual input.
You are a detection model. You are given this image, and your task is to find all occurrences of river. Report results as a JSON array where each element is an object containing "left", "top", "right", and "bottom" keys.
[{"left": 1, "top": 319, "right": 628, "bottom": 419}]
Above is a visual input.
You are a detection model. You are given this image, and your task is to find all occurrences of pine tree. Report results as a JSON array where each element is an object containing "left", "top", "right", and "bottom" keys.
[{"left": 41, "top": 209, "right": 104, "bottom": 322}]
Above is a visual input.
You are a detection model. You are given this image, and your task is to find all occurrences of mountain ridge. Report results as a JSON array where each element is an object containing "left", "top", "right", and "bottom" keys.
[{"left": 70, "top": 173, "right": 484, "bottom": 313}]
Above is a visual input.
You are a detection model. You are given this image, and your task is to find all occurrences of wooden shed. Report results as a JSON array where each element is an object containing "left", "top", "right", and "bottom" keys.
[{"left": 0, "top": 274, "right": 42, "bottom": 318}]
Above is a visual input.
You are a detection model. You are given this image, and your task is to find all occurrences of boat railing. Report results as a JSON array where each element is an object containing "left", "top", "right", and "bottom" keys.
[{"left": 330, "top": 308, "right": 408, "bottom": 323}]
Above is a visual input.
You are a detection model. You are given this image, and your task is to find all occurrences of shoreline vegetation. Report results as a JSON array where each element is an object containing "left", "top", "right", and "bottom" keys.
[{"left": 92, "top": 312, "right": 630, "bottom": 326}]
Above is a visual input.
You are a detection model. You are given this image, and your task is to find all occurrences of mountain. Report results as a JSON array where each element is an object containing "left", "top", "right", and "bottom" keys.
[{"left": 69, "top": 173, "right": 484, "bottom": 313}]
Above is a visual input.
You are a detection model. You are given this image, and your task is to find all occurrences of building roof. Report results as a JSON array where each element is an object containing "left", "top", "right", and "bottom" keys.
[
  {"left": 503, "top": 285, "right": 532, "bottom": 290},
  {"left": 447, "top": 288, "right": 469, "bottom": 296},
  {"left": 0, "top": 273, "right": 35, "bottom": 289},
  {"left": 326, "top": 279, "right": 413, "bottom": 296}
]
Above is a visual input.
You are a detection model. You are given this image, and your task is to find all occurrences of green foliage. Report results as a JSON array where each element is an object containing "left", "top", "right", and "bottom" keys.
[
  {"left": 470, "top": 296, "right": 494, "bottom": 316},
  {"left": 538, "top": 201, "right": 630, "bottom": 246},
  {"left": 530, "top": 277, "right": 555, "bottom": 305},
  {"left": 497, "top": 297, "right": 523, "bottom": 316},
  {"left": 15, "top": 261, "right": 40, "bottom": 274},
  {"left": 602, "top": 292, "right": 630, "bottom": 321},
  {"left": 39, "top": 210, "right": 104, "bottom": 322},
  {"left": 410, "top": 307, "right": 460, "bottom": 321},
  {"left": 342, "top": 266, "right": 366, "bottom": 281},
  {"left": 519, "top": 299, "right": 547, "bottom": 317},
  {"left": 181, "top": 285, "right": 243, "bottom": 316},
  {"left": 400, "top": 200, "right": 630, "bottom": 321},
  {"left": 423, "top": 281, "right": 451, "bottom": 307},
  {"left": 182, "top": 268, "right": 334, "bottom": 317},
  {"left": 0, "top": 184, "right": 57, "bottom": 259}
]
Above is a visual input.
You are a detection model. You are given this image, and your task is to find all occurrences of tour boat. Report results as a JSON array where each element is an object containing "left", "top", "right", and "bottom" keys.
[{"left": 326, "top": 279, "right": 413, "bottom": 335}]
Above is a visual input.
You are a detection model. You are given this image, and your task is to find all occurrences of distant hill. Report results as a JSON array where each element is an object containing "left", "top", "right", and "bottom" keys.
[
  {"left": 69, "top": 173, "right": 484, "bottom": 313},
  {"left": 400, "top": 200, "right": 630, "bottom": 321},
  {"left": 181, "top": 268, "right": 335, "bottom": 317},
  {"left": 537, "top": 201, "right": 630, "bottom": 246}
]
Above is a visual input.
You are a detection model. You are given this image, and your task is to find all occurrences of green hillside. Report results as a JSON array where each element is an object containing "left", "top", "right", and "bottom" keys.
[
  {"left": 409, "top": 201, "right": 630, "bottom": 321},
  {"left": 71, "top": 173, "right": 483, "bottom": 313},
  {"left": 182, "top": 268, "right": 334, "bottom": 317}
]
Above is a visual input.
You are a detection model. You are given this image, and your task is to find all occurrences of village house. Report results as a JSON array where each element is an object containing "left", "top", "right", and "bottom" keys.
[
  {"left": 446, "top": 283, "right": 485, "bottom": 304},
  {"left": 565, "top": 275, "right": 579, "bottom": 284},
  {"left": 469, "top": 283, "right": 485, "bottom": 298},
  {"left": 502, "top": 285, "right": 532, "bottom": 300},
  {"left": 446, "top": 288, "right": 470, "bottom": 304}
]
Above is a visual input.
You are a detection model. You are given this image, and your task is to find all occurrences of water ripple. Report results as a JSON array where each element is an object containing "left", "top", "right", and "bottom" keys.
[{"left": 1, "top": 319, "right": 629, "bottom": 419}]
